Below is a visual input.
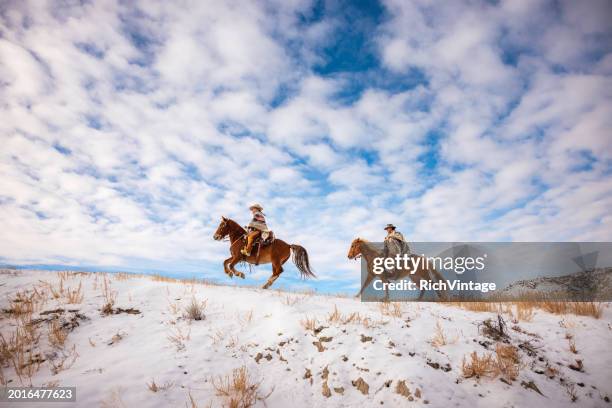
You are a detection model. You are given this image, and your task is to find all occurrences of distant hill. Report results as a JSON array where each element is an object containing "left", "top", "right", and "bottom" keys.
[{"left": 500, "top": 267, "right": 612, "bottom": 300}]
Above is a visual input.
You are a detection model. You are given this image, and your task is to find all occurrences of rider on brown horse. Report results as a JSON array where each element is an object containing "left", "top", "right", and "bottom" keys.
[
  {"left": 241, "top": 203, "right": 269, "bottom": 256},
  {"left": 383, "top": 224, "right": 410, "bottom": 256}
]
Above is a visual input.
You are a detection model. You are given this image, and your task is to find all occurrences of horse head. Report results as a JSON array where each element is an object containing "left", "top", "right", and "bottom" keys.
[
  {"left": 347, "top": 237, "right": 366, "bottom": 259},
  {"left": 213, "top": 216, "right": 229, "bottom": 241}
]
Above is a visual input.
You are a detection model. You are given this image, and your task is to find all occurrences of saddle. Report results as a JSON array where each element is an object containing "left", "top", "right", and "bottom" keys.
[
  {"left": 246, "top": 230, "right": 275, "bottom": 265},
  {"left": 253, "top": 230, "right": 275, "bottom": 249}
]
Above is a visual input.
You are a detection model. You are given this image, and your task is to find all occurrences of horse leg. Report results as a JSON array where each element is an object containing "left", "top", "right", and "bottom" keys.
[
  {"left": 223, "top": 258, "right": 233, "bottom": 277},
  {"left": 382, "top": 276, "right": 390, "bottom": 302},
  {"left": 262, "top": 262, "right": 282, "bottom": 289},
  {"left": 228, "top": 256, "right": 244, "bottom": 279},
  {"left": 356, "top": 272, "right": 376, "bottom": 298}
]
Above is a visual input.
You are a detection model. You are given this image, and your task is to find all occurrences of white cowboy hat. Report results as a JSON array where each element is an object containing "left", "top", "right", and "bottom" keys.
[{"left": 249, "top": 203, "right": 263, "bottom": 211}]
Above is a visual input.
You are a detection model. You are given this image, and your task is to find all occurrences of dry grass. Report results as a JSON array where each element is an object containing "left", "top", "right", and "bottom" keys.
[
  {"left": 494, "top": 343, "right": 520, "bottom": 382},
  {"left": 38, "top": 278, "right": 83, "bottom": 305},
  {"left": 209, "top": 330, "right": 226, "bottom": 346},
  {"left": 565, "top": 383, "right": 578, "bottom": 402},
  {"left": 65, "top": 281, "right": 84, "bottom": 304},
  {"left": 327, "top": 305, "right": 342, "bottom": 323},
  {"left": 48, "top": 345, "right": 78, "bottom": 375},
  {"left": 114, "top": 272, "right": 133, "bottom": 281},
  {"left": 0, "top": 314, "right": 42, "bottom": 385},
  {"left": 212, "top": 366, "right": 271, "bottom": 408},
  {"left": 325, "top": 306, "right": 380, "bottom": 328},
  {"left": 327, "top": 305, "right": 356, "bottom": 324},
  {"left": 168, "top": 326, "right": 191, "bottom": 351},
  {"left": 184, "top": 297, "right": 207, "bottom": 321},
  {"left": 167, "top": 300, "right": 180, "bottom": 315},
  {"left": 342, "top": 311, "right": 374, "bottom": 327},
  {"left": 101, "top": 275, "right": 117, "bottom": 314},
  {"left": 146, "top": 379, "right": 174, "bottom": 392},
  {"left": 462, "top": 343, "right": 521, "bottom": 382},
  {"left": 238, "top": 310, "right": 254, "bottom": 327},
  {"left": 430, "top": 321, "right": 457, "bottom": 347},
  {"left": 378, "top": 302, "right": 403, "bottom": 318},
  {"left": 539, "top": 301, "right": 603, "bottom": 318},
  {"left": 568, "top": 338, "right": 578, "bottom": 354},
  {"left": 515, "top": 303, "right": 535, "bottom": 321},
  {"left": 5, "top": 290, "right": 38, "bottom": 316},
  {"left": 47, "top": 320, "right": 68, "bottom": 348},
  {"left": 282, "top": 295, "right": 301, "bottom": 306},
  {"left": 448, "top": 301, "right": 604, "bottom": 319},
  {"left": 447, "top": 302, "right": 503, "bottom": 313},
  {"left": 100, "top": 387, "right": 126, "bottom": 408},
  {"left": 300, "top": 316, "right": 317, "bottom": 332},
  {"left": 226, "top": 335, "right": 239, "bottom": 349},
  {"left": 462, "top": 351, "right": 497, "bottom": 380},
  {"left": 186, "top": 392, "right": 213, "bottom": 408}
]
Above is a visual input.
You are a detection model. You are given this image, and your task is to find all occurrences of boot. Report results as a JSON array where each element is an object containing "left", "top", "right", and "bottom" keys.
[{"left": 241, "top": 231, "right": 258, "bottom": 256}]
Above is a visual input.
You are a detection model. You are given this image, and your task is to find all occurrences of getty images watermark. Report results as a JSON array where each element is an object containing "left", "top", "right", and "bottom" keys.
[
  {"left": 359, "top": 242, "right": 612, "bottom": 302},
  {"left": 371, "top": 252, "right": 496, "bottom": 293}
]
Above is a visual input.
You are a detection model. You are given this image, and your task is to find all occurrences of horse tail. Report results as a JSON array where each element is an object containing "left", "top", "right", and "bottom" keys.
[{"left": 290, "top": 244, "right": 316, "bottom": 279}]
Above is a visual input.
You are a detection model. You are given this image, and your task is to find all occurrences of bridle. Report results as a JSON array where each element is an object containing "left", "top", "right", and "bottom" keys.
[{"left": 213, "top": 218, "right": 229, "bottom": 241}]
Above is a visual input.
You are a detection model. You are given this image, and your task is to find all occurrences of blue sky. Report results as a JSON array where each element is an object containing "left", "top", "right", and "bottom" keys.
[{"left": 0, "top": 0, "right": 611, "bottom": 293}]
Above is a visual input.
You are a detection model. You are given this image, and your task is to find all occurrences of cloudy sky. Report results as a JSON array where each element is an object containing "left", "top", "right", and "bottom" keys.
[{"left": 1, "top": 0, "right": 611, "bottom": 292}]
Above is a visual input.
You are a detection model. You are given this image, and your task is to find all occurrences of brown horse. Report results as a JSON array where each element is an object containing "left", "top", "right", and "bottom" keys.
[
  {"left": 347, "top": 238, "right": 446, "bottom": 300},
  {"left": 213, "top": 217, "right": 316, "bottom": 289}
]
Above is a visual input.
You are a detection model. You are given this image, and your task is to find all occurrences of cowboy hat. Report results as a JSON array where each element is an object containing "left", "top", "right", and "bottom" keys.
[
  {"left": 384, "top": 224, "right": 396, "bottom": 230},
  {"left": 249, "top": 203, "right": 263, "bottom": 211}
]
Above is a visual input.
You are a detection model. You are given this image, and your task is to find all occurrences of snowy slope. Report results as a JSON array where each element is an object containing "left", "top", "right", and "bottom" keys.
[{"left": 0, "top": 269, "right": 611, "bottom": 407}]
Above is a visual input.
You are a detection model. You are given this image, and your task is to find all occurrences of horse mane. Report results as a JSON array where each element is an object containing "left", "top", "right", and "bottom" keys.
[{"left": 225, "top": 218, "right": 246, "bottom": 234}]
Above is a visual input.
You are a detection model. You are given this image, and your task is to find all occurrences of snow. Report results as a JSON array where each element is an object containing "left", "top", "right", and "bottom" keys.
[{"left": 1, "top": 269, "right": 611, "bottom": 407}]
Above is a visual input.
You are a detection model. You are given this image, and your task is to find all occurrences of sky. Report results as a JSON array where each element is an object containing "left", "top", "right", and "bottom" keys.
[{"left": 0, "top": 0, "right": 611, "bottom": 293}]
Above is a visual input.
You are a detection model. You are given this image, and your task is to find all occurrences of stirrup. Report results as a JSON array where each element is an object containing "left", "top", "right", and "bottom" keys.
[{"left": 241, "top": 248, "right": 251, "bottom": 256}]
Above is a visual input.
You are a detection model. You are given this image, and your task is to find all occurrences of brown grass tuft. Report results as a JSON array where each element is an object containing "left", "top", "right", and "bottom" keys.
[
  {"left": 462, "top": 351, "right": 497, "bottom": 380},
  {"left": 212, "top": 366, "right": 271, "bottom": 408},
  {"left": 0, "top": 315, "right": 42, "bottom": 385},
  {"left": 66, "top": 281, "right": 84, "bottom": 304},
  {"left": 495, "top": 343, "right": 520, "bottom": 382},
  {"left": 146, "top": 379, "right": 174, "bottom": 392},
  {"left": 430, "top": 320, "right": 457, "bottom": 347},
  {"left": 462, "top": 344, "right": 521, "bottom": 382},
  {"left": 47, "top": 320, "right": 68, "bottom": 348},
  {"left": 378, "top": 302, "right": 403, "bottom": 318},
  {"left": 300, "top": 316, "right": 317, "bottom": 332},
  {"left": 184, "top": 297, "right": 207, "bottom": 321},
  {"left": 101, "top": 275, "right": 117, "bottom": 314},
  {"left": 568, "top": 338, "right": 578, "bottom": 354},
  {"left": 167, "top": 326, "right": 190, "bottom": 351},
  {"left": 327, "top": 305, "right": 342, "bottom": 323},
  {"left": 325, "top": 305, "right": 379, "bottom": 328}
]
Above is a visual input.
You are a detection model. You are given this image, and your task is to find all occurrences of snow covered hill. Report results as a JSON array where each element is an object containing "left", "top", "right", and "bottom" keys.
[{"left": 1, "top": 269, "right": 611, "bottom": 407}]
